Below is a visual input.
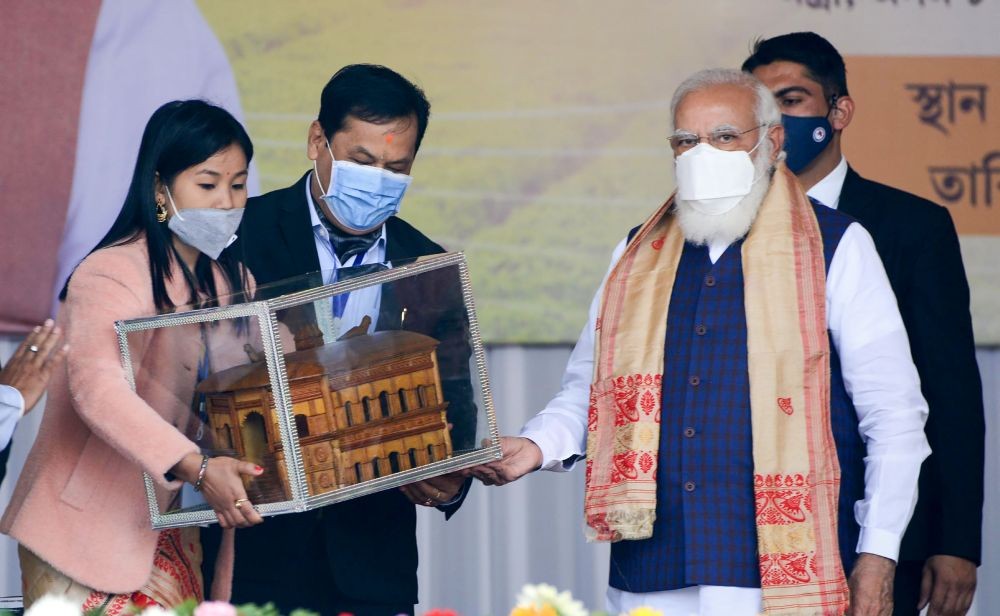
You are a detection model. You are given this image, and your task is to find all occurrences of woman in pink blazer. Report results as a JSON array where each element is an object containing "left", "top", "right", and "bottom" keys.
[{"left": 1, "top": 100, "right": 264, "bottom": 613}]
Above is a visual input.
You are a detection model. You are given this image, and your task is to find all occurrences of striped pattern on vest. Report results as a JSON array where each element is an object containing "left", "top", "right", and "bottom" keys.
[{"left": 609, "top": 201, "right": 863, "bottom": 592}]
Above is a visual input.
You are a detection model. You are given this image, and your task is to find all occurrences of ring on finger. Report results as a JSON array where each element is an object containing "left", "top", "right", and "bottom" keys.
[
  {"left": 28, "top": 345, "right": 39, "bottom": 353},
  {"left": 434, "top": 489, "right": 443, "bottom": 500},
  {"left": 234, "top": 498, "right": 249, "bottom": 509},
  {"left": 424, "top": 498, "right": 433, "bottom": 506}
]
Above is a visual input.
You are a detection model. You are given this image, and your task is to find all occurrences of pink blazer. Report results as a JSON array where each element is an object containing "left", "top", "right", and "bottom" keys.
[{"left": 1, "top": 237, "right": 248, "bottom": 596}]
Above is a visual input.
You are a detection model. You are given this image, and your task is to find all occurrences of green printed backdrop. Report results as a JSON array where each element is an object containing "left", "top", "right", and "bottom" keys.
[{"left": 198, "top": 0, "right": 1000, "bottom": 343}]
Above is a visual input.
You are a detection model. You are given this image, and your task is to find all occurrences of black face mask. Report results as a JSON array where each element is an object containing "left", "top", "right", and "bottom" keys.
[{"left": 780, "top": 96, "right": 837, "bottom": 173}]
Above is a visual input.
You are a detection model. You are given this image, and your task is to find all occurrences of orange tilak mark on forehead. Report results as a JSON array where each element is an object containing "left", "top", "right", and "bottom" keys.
[{"left": 385, "top": 134, "right": 394, "bottom": 144}]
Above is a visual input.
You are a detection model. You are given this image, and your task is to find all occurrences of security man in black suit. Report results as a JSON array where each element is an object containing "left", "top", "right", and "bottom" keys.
[
  {"left": 203, "top": 64, "right": 474, "bottom": 616},
  {"left": 744, "top": 33, "right": 985, "bottom": 616}
]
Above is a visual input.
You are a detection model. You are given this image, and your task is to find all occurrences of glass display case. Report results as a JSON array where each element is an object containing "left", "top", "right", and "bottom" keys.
[{"left": 115, "top": 252, "right": 499, "bottom": 529}]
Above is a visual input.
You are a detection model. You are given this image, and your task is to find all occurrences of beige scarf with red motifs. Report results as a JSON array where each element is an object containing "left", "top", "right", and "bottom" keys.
[{"left": 583, "top": 163, "right": 849, "bottom": 614}]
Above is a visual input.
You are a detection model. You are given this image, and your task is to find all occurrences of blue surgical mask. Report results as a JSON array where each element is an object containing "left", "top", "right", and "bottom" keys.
[
  {"left": 314, "top": 142, "right": 412, "bottom": 233},
  {"left": 165, "top": 186, "right": 243, "bottom": 260},
  {"left": 781, "top": 114, "right": 833, "bottom": 173}
]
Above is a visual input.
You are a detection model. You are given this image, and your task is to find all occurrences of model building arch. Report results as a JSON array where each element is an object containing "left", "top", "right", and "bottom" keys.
[{"left": 196, "top": 330, "right": 454, "bottom": 500}]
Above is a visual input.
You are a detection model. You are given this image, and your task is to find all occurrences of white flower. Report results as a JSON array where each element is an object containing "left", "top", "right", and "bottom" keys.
[
  {"left": 24, "top": 594, "right": 82, "bottom": 616},
  {"left": 140, "top": 607, "right": 176, "bottom": 616},
  {"left": 515, "top": 583, "right": 588, "bottom": 616},
  {"left": 515, "top": 582, "right": 559, "bottom": 609},
  {"left": 193, "top": 601, "right": 238, "bottom": 616}
]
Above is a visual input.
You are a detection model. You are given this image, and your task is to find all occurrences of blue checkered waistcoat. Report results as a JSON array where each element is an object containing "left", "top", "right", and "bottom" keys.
[{"left": 608, "top": 202, "right": 864, "bottom": 593}]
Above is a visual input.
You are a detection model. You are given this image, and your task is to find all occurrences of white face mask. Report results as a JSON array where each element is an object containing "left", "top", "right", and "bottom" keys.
[
  {"left": 674, "top": 138, "right": 765, "bottom": 216},
  {"left": 165, "top": 185, "right": 243, "bottom": 260}
]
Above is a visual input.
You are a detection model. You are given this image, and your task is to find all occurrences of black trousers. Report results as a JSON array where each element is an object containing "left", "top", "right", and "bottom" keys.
[
  {"left": 202, "top": 519, "right": 415, "bottom": 616},
  {"left": 893, "top": 560, "right": 923, "bottom": 616}
]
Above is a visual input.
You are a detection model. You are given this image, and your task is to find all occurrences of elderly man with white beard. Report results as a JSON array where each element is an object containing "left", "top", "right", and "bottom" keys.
[{"left": 469, "top": 68, "right": 930, "bottom": 616}]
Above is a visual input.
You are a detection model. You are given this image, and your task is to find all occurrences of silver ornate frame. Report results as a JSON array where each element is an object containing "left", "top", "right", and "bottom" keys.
[{"left": 115, "top": 252, "right": 501, "bottom": 529}]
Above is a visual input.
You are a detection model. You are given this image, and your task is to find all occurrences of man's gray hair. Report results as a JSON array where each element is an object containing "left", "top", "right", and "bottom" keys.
[{"left": 670, "top": 68, "right": 781, "bottom": 129}]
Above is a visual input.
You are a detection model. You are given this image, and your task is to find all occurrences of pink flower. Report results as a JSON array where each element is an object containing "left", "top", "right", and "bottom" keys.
[
  {"left": 424, "top": 609, "right": 458, "bottom": 616},
  {"left": 194, "top": 601, "right": 238, "bottom": 616}
]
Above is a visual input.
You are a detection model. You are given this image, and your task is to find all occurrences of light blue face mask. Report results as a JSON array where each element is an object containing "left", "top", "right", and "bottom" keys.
[{"left": 313, "top": 142, "right": 413, "bottom": 233}]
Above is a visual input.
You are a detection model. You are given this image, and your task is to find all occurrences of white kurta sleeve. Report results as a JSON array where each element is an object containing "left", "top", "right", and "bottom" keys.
[
  {"left": 826, "top": 222, "right": 931, "bottom": 563},
  {"left": 0, "top": 385, "right": 25, "bottom": 451},
  {"left": 519, "top": 239, "right": 628, "bottom": 471}
]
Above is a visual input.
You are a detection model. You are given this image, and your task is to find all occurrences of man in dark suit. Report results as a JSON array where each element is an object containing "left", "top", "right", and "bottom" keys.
[
  {"left": 744, "top": 33, "right": 985, "bottom": 616},
  {"left": 203, "top": 64, "right": 474, "bottom": 616}
]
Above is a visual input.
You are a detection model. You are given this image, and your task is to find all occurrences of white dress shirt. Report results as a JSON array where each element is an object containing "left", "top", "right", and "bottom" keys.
[
  {"left": 0, "top": 386, "right": 23, "bottom": 451},
  {"left": 806, "top": 155, "right": 849, "bottom": 210},
  {"left": 306, "top": 174, "right": 387, "bottom": 341},
  {"left": 521, "top": 199, "right": 930, "bottom": 612}
]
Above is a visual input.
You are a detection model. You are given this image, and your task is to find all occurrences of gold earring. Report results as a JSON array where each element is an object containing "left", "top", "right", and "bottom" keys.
[{"left": 155, "top": 199, "right": 168, "bottom": 223}]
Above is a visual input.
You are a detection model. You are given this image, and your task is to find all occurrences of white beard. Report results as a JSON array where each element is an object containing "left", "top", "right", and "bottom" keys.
[{"left": 673, "top": 152, "right": 773, "bottom": 247}]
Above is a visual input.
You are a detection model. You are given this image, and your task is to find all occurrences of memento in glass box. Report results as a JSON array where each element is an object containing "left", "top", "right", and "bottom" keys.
[{"left": 115, "top": 252, "right": 500, "bottom": 529}]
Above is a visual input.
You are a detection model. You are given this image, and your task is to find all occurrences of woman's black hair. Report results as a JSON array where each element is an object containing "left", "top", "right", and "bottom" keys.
[{"left": 59, "top": 99, "right": 254, "bottom": 313}]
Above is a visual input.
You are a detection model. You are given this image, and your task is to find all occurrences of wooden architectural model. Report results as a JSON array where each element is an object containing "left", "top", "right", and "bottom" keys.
[{"left": 195, "top": 330, "right": 453, "bottom": 502}]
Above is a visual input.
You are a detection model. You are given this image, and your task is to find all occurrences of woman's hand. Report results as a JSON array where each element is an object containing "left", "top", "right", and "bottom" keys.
[
  {"left": 0, "top": 320, "right": 68, "bottom": 413},
  {"left": 173, "top": 453, "right": 265, "bottom": 528}
]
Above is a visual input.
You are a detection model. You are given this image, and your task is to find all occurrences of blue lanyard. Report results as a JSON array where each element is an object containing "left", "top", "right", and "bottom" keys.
[
  {"left": 194, "top": 324, "right": 211, "bottom": 434},
  {"left": 197, "top": 324, "right": 211, "bottom": 381},
  {"left": 331, "top": 252, "right": 366, "bottom": 319}
]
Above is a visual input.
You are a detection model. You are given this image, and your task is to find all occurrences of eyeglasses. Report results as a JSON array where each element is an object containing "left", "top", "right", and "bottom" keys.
[{"left": 668, "top": 124, "right": 766, "bottom": 153}]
